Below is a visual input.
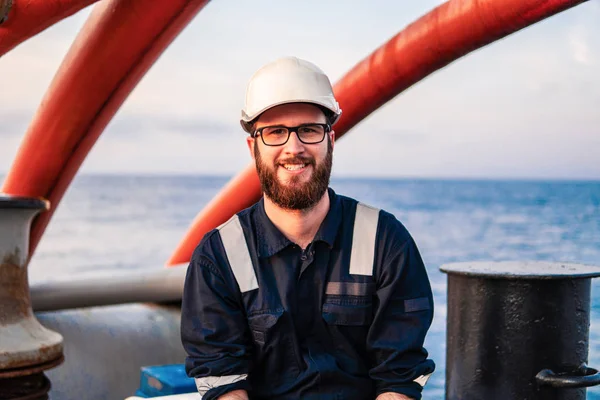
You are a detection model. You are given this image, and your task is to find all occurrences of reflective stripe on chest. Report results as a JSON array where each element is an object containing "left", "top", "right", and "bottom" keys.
[
  {"left": 218, "top": 202, "right": 381, "bottom": 292},
  {"left": 217, "top": 214, "right": 259, "bottom": 293},
  {"left": 349, "top": 202, "right": 380, "bottom": 276}
]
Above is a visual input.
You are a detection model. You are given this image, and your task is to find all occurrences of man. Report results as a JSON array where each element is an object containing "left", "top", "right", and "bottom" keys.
[{"left": 181, "top": 56, "right": 435, "bottom": 400}]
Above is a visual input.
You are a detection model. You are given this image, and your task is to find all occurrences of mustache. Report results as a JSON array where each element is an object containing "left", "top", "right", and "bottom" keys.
[{"left": 277, "top": 156, "right": 315, "bottom": 165}]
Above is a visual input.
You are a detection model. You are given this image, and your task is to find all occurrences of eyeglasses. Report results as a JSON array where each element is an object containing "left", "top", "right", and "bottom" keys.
[{"left": 253, "top": 123, "right": 330, "bottom": 146}]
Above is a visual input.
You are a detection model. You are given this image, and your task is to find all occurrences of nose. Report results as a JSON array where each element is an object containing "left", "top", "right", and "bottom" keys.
[{"left": 283, "top": 130, "right": 305, "bottom": 154}]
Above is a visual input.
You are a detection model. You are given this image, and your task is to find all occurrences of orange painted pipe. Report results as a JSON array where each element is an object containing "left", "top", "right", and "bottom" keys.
[
  {"left": 166, "top": 0, "right": 588, "bottom": 266},
  {"left": 1, "top": 0, "right": 211, "bottom": 260},
  {"left": 0, "top": 0, "right": 100, "bottom": 58}
]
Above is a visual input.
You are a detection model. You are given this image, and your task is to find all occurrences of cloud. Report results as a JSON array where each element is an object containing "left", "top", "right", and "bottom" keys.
[
  {"left": 340, "top": 125, "right": 428, "bottom": 145},
  {"left": 568, "top": 19, "right": 598, "bottom": 67},
  {"left": 80, "top": 126, "right": 251, "bottom": 175},
  {"left": 106, "top": 113, "right": 238, "bottom": 138},
  {"left": 570, "top": 35, "right": 591, "bottom": 65},
  {"left": 1, "top": 1, "right": 599, "bottom": 179}
]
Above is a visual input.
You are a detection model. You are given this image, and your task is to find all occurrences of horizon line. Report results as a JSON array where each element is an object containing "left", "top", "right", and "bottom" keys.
[{"left": 1, "top": 172, "right": 599, "bottom": 184}]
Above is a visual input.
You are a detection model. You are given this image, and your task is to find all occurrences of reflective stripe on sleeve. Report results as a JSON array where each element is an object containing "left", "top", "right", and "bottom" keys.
[
  {"left": 218, "top": 215, "right": 258, "bottom": 293},
  {"left": 414, "top": 373, "right": 432, "bottom": 387},
  {"left": 349, "top": 202, "right": 380, "bottom": 276},
  {"left": 195, "top": 374, "right": 248, "bottom": 395}
]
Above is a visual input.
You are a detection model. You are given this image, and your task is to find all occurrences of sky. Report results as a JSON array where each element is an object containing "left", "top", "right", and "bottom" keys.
[{"left": 1, "top": 0, "right": 599, "bottom": 180}]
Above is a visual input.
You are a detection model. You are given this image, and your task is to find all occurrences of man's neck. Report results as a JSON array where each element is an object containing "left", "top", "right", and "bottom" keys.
[{"left": 263, "top": 191, "right": 330, "bottom": 250}]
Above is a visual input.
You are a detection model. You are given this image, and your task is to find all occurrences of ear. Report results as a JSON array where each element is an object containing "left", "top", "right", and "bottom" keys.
[
  {"left": 329, "top": 130, "right": 335, "bottom": 150},
  {"left": 247, "top": 135, "right": 256, "bottom": 159}
]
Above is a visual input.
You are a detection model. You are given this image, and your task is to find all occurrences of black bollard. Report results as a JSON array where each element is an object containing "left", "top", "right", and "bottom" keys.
[{"left": 440, "top": 261, "right": 600, "bottom": 400}]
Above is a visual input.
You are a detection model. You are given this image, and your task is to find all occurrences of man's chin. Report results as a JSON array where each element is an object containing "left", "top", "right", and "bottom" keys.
[{"left": 277, "top": 174, "right": 310, "bottom": 187}]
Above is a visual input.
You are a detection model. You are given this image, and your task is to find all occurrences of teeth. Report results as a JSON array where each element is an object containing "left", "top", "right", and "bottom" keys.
[{"left": 283, "top": 163, "right": 306, "bottom": 171}]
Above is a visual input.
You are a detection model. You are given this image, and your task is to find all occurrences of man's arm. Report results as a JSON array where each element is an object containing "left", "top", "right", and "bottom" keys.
[
  {"left": 217, "top": 389, "right": 249, "bottom": 400},
  {"left": 376, "top": 393, "right": 414, "bottom": 400},
  {"left": 181, "top": 245, "right": 253, "bottom": 400},
  {"left": 367, "top": 213, "right": 435, "bottom": 400}
]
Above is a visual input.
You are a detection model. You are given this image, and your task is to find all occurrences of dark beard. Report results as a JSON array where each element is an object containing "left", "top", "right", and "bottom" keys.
[{"left": 254, "top": 139, "right": 332, "bottom": 211}]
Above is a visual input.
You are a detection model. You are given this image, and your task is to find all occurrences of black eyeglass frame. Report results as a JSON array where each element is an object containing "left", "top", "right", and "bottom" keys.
[{"left": 252, "top": 123, "right": 331, "bottom": 146}]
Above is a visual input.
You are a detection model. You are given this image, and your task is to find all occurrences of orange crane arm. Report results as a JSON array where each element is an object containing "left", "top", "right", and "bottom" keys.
[
  {"left": 0, "top": 0, "right": 100, "bottom": 57},
  {"left": 165, "top": 0, "right": 587, "bottom": 266},
  {"left": 1, "top": 0, "right": 211, "bottom": 260}
]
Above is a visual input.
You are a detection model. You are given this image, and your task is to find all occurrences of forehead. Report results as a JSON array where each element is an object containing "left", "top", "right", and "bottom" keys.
[{"left": 255, "top": 103, "right": 327, "bottom": 127}]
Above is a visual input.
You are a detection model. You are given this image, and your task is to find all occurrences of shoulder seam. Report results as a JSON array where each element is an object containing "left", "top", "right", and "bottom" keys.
[{"left": 194, "top": 256, "right": 223, "bottom": 278}]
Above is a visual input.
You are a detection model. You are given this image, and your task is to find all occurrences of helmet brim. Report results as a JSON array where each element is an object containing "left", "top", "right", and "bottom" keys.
[{"left": 240, "top": 99, "right": 341, "bottom": 134}]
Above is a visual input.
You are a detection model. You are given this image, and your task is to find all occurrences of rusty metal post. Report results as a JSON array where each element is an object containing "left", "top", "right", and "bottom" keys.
[
  {"left": 440, "top": 261, "right": 600, "bottom": 400},
  {"left": 0, "top": 195, "right": 64, "bottom": 399}
]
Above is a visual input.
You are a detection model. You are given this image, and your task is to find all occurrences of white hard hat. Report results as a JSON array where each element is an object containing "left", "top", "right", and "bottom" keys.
[{"left": 240, "top": 56, "right": 342, "bottom": 133}]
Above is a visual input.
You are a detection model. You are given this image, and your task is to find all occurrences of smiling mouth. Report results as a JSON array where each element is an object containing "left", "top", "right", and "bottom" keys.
[{"left": 282, "top": 163, "right": 308, "bottom": 171}]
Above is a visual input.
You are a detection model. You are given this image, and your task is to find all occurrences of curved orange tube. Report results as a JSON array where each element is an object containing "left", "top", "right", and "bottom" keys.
[
  {"left": 166, "top": 0, "right": 588, "bottom": 266},
  {"left": 1, "top": 0, "right": 211, "bottom": 260},
  {"left": 0, "top": 0, "right": 100, "bottom": 58}
]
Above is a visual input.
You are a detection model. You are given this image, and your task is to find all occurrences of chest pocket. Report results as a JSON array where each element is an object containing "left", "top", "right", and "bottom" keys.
[
  {"left": 322, "top": 299, "right": 373, "bottom": 326},
  {"left": 322, "top": 283, "right": 375, "bottom": 326},
  {"left": 321, "top": 283, "right": 374, "bottom": 376},
  {"left": 322, "top": 202, "right": 380, "bottom": 326}
]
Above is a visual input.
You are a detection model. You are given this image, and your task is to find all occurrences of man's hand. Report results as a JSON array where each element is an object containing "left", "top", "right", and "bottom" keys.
[
  {"left": 376, "top": 393, "right": 414, "bottom": 400},
  {"left": 217, "top": 389, "right": 249, "bottom": 400}
]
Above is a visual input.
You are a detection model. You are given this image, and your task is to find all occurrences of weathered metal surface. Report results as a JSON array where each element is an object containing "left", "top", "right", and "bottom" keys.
[
  {"left": 440, "top": 260, "right": 600, "bottom": 279},
  {"left": 442, "top": 261, "right": 600, "bottom": 400},
  {"left": 536, "top": 364, "right": 600, "bottom": 388},
  {"left": 0, "top": 196, "right": 64, "bottom": 377},
  {"left": 0, "top": 196, "right": 49, "bottom": 210},
  {"left": 1, "top": 254, "right": 30, "bottom": 324},
  {"left": 0, "top": 372, "right": 51, "bottom": 399},
  {"left": 30, "top": 265, "right": 188, "bottom": 312},
  {"left": 36, "top": 303, "right": 187, "bottom": 400},
  {"left": 0, "top": 355, "right": 64, "bottom": 380},
  {"left": 0, "top": 0, "right": 11, "bottom": 24}
]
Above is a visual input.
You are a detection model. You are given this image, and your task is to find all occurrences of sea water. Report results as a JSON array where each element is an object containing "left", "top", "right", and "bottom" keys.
[{"left": 8, "top": 174, "right": 600, "bottom": 398}]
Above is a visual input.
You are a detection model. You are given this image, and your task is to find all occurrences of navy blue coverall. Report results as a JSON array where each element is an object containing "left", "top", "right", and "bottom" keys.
[{"left": 181, "top": 188, "right": 435, "bottom": 399}]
